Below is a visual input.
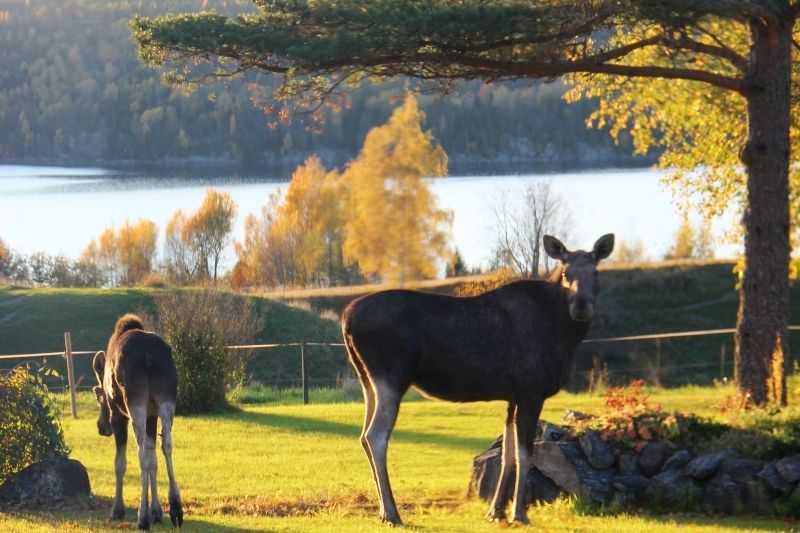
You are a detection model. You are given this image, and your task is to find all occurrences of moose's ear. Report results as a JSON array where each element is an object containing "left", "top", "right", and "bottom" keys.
[
  {"left": 543, "top": 235, "right": 569, "bottom": 262},
  {"left": 592, "top": 234, "right": 615, "bottom": 261},
  {"left": 92, "top": 351, "right": 106, "bottom": 378}
]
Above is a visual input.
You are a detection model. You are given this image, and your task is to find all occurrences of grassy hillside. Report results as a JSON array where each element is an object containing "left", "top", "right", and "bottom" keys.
[
  {"left": 1, "top": 385, "right": 793, "bottom": 532},
  {"left": 3, "top": 261, "right": 800, "bottom": 391},
  {"left": 267, "top": 261, "right": 800, "bottom": 389},
  {"left": 0, "top": 287, "right": 344, "bottom": 388}
]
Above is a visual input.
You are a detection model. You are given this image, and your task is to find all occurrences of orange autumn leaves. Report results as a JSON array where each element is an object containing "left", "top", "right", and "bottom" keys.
[{"left": 233, "top": 95, "right": 452, "bottom": 288}]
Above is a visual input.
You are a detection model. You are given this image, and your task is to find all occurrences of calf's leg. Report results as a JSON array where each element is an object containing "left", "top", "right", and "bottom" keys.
[
  {"left": 110, "top": 414, "right": 128, "bottom": 520},
  {"left": 146, "top": 415, "right": 163, "bottom": 523},
  {"left": 364, "top": 380, "right": 403, "bottom": 526},
  {"left": 486, "top": 403, "right": 516, "bottom": 522},
  {"left": 511, "top": 396, "right": 544, "bottom": 525},
  {"left": 130, "top": 406, "right": 152, "bottom": 530},
  {"left": 159, "top": 402, "right": 183, "bottom": 527}
]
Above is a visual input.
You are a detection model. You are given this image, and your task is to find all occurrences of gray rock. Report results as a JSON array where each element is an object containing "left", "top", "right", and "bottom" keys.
[
  {"left": 685, "top": 449, "right": 737, "bottom": 480},
  {"left": 645, "top": 468, "right": 699, "bottom": 508},
  {"left": 617, "top": 451, "right": 642, "bottom": 476},
  {"left": 538, "top": 421, "right": 569, "bottom": 442},
  {"left": 701, "top": 473, "right": 743, "bottom": 514},
  {"left": 532, "top": 441, "right": 615, "bottom": 503},
  {"left": 468, "top": 442, "right": 562, "bottom": 505},
  {"left": 613, "top": 475, "right": 652, "bottom": 494},
  {"left": 469, "top": 446, "right": 505, "bottom": 501},
  {"left": 758, "top": 462, "right": 795, "bottom": 495},
  {"left": 718, "top": 458, "right": 765, "bottom": 484},
  {"left": 527, "top": 467, "right": 562, "bottom": 504},
  {"left": 775, "top": 453, "right": 800, "bottom": 483},
  {"left": 579, "top": 430, "right": 616, "bottom": 470},
  {"left": 639, "top": 442, "right": 672, "bottom": 476},
  {"left": 0, "top": 456, "right": 90, "bottom": 507},
  {"left": 661, "top": 449, "right": 692, "bottom": 472}
]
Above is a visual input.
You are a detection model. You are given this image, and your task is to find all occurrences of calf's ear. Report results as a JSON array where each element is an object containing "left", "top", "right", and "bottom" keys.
[
  {"left": 592, "top": 234, "right": 615, "bottom": 261},
  {"left": 543, "top": 235, "right": 569, "bottom": 262},
  {"left": 92, "top": 351, "right": 106, "bottom": 379}
]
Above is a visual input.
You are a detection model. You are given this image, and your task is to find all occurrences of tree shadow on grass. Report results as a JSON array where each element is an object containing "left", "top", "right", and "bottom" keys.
[{"left": 230, "top": 409, "right": 491, "bottom": 452}]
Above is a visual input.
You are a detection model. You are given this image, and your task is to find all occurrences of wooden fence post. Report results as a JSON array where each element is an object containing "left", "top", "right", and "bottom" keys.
[
  {"left": 300, "top": 340, "right": 309, "bottom": 405},
  {"left": 64, "top": 332, "right": 78, "bottom": 419},
  {"left": 720, "top": 343, "right": 726, "bottom": 381}
]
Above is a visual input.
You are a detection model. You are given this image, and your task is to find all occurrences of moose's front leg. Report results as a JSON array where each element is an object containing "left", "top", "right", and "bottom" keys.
[
  {"left": 486, "top": 403, "right": 515, "bottom": 522},
  {"left": 110, "top": 413, "right": 128, "bottom": 520},
  {"left": 511, "top": 396, "right": 544, "bottom": 525}
]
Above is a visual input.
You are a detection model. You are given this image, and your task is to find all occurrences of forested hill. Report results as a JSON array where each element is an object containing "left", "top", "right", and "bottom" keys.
[{"left": 0, "top": 0, "right": 650, "bottom": 173}]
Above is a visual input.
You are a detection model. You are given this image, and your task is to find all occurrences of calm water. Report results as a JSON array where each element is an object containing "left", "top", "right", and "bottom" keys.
[{"left": 0, "top": 165, "right": 737, "bottom": 271}]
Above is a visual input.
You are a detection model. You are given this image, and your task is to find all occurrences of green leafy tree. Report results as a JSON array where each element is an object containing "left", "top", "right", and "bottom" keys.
[{"left": 132, "top": 0, "right": 800, "bottom": 405}]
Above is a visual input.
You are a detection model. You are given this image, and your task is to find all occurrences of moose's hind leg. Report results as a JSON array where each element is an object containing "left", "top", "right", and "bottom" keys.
[{"left": 364, "top": 380, "right": 404, "bottom": 526}]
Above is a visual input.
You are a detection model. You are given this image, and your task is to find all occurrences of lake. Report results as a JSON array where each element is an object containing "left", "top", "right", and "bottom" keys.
[{"left": 0, "top": 164, "right": 738, "bottom": 272}]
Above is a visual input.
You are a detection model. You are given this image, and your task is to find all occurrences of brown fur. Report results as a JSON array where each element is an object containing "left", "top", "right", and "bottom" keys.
[
  {"left": 92, "top": 313, "right": 183, "bottom": 530},
  {"left": 341, "top": 234, "right": 613, "bottom": 525}
]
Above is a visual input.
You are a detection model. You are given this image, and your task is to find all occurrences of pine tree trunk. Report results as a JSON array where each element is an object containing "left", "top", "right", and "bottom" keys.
[{"left": 735, "top": 13, "right": 792, "bottom": 406}]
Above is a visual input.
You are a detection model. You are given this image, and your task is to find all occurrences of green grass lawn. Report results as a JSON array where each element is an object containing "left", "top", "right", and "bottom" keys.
[{"left": 1, "top": 385, "right": 796, "bottom": 532}]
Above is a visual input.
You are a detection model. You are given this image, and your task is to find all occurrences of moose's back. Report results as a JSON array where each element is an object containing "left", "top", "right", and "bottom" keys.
[{"left": 342, "top": 280, "right": 576, "bottom": 402}]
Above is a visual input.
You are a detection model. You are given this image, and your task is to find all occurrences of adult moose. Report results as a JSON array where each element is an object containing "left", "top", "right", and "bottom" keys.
[
  {"left": 342, "top": 234, "right": 614, "bottom": 525},
  {"left": 92, "top": 314, "right": 183, "bottom": 530}
]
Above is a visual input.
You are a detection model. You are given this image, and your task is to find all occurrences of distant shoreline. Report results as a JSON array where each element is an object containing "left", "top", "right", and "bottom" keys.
[{"left": 0, "top": 153, "right": 656, "bottom": 180}]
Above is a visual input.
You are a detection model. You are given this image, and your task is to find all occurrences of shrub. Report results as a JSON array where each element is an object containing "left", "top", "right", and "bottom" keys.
[
  {"left": 0, "top": 364, "right": 69, "bottom": 483},
  {"left": 154, "top": 290, "right": 262, "bottom": 413}
]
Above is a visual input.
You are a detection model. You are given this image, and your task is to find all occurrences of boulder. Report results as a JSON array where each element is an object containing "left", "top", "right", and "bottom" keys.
[
  {"left": 579, "top": 431, "right": 615, "bottom": 470},
  {"left": 685, "top": 449, "right": 737, "bottom": 481},
  {"left": 469, "top": 446, "right": 506, "bottom": 501},
  {"left": 532, "top": 441, "right": 615, "bottom": 503},
  {"left": 638, "top": 442, "right": 672, "bottom": 476},
  {"left": 718, "top": 458, "right": 765, "bottom": 483},
  {"left": 613, "top": 475, "right": 652, "bottom": 494},
  {"left": 645, "top": 468, "right": 698, "bottom": 508},
  {"left": 0, "top": 456, "right": 90, "bottom": 508},
  {"left": 758, "top": 462, "right": 796, "bottom": 495},
  {"left": 617, "top": 451, "right": 642, "bottom": 476},
  {"left": 661, "top": 449, "right": 691, "bottom": 472},
  {"left": 468, "top": 442, "right": 562, "bottom": 505},
  {"left": 539, "top": 421, "right": 569, "bottom": 442},
  {"left": 775, "top": 454, "right": 800, "bottom": 483},
  {"left": 701, "top": 473, "right": 743, "bottom": 514}
]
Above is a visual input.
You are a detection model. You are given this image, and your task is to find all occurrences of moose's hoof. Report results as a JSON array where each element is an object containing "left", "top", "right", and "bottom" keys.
[
  {"left": 137, "top": 516, "right": 150, "bottom": 530},
  {"left": 511, "top": 513, "right": 530, "bottom": 526},
  {"left": 485, "top": 507, "right": 507, "bottom": 523},
  {"left": 380, "top": 512, "right": 403, "bottom": 527}
]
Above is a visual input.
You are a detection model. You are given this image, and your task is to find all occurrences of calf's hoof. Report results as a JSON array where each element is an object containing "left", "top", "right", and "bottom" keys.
[
  {"left": 137, "top": 516, "right": 150, "bottom": 530},
  {"left": 150, "top": 504, "right": 164, "bottom": 524},
  {"left": 169, "top": 498, "right": 184, "bottom": 527},
  {"left": 110, "top": 503, "right": 125, "bottom": 521}
]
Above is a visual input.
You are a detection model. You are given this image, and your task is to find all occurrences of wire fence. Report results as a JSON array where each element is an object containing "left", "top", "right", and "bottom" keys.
[{"left": 3, "top": 326, "right": 800, "bottom": 418}]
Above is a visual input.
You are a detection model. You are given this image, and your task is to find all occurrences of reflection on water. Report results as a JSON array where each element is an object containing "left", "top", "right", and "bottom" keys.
[{"left": 0, "top": 165, "right": 738, "bottom": 270}]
